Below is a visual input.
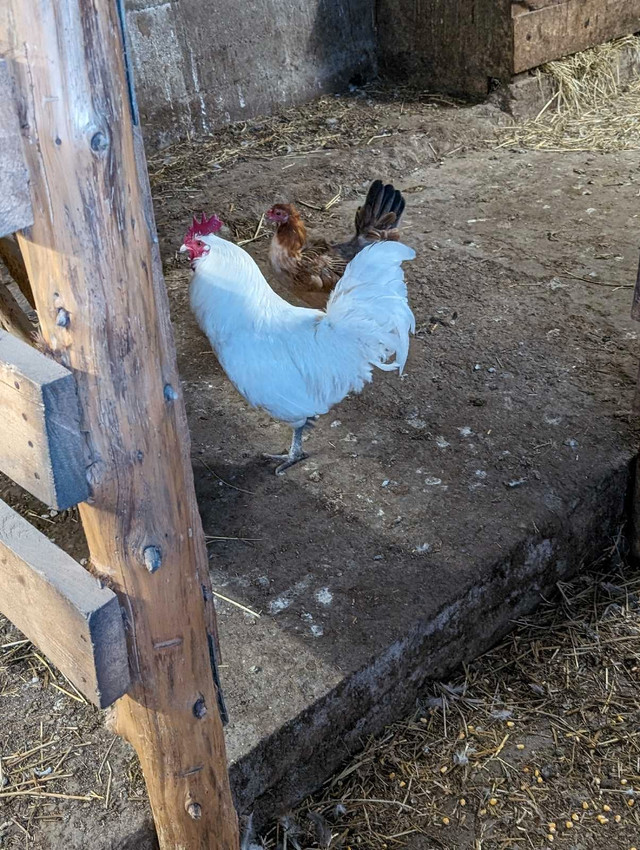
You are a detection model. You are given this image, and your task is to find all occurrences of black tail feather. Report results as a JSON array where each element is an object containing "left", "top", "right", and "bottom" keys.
[{"left": 355, "top": 180, "right": 406, "bottom": 236}]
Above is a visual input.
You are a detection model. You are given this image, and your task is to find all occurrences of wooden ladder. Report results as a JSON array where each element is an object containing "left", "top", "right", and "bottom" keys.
[{"left": 0, "top": 2, "right": 240, "bottom": 848}]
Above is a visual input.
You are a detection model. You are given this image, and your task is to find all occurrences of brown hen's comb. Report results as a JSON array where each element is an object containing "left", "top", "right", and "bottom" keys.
[{"left": 183, "top": 212, "right": 223, "bottom": 242}]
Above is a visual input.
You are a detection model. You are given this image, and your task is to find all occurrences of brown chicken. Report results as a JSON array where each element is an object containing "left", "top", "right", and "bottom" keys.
[{"left": 266, "top": 179, "right": 406, "bottom": 308}]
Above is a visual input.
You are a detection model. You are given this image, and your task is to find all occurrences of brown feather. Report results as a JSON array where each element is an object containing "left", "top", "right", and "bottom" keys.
[{"left": 267, "top": 181, "right": 406, "bottom": 308}]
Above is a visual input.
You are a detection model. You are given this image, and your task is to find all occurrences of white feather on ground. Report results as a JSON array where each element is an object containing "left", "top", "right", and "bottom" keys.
[{"left": 189, "top": 235, "right": 415, "bottom": 428}]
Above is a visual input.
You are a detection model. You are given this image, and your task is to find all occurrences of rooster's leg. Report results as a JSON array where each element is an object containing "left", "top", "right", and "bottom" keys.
[{"left": 263, "top": 423, "right": 310, "bottom": 475}]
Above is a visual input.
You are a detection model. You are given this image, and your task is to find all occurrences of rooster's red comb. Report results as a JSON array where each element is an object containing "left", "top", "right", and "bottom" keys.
[{"left": 183, "top": 212, "right": 223, "bottom": 243}]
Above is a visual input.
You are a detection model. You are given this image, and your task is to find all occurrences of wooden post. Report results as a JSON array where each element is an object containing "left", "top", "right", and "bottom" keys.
[{"left": 3, "top": 2, "right": 239, "bottom": 848}]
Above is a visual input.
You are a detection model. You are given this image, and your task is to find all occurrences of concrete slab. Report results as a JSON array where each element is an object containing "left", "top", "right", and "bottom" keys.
[{"left": 155, "top": 137, "right": 640, "bottom": 820}]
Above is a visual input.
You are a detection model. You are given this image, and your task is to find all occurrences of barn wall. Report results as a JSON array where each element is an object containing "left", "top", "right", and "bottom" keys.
[{"left": 125, "top": 0, "right": 376, "bottom": 148}]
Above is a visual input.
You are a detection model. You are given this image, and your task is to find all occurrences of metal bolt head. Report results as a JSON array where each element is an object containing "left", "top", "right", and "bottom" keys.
[
  {"left": 186, "top": 801, "right": 202, "bottom": 820},
  {"left": 90, "top": 131, "right": 109, "bottom": 152},
  {"left": 143, "top": 545, "right": 162, "bottom": 573}
]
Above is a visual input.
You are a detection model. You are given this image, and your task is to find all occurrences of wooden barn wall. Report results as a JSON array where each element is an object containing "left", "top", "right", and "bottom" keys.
[{"left": 377, "top": 0, "right": 514, "bottom": 98}]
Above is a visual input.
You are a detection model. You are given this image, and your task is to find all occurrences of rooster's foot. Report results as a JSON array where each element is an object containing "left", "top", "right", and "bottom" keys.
[
  {"left": 264, "top": 424, "right": 309, "bottom": 475},
  {"left": 275, "top": 452, "right": 308, "bottom": 475}
]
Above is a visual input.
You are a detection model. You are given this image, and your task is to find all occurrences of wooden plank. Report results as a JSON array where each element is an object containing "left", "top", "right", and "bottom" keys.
[
  {"left": 0, "top": 498, "right": 129, "bottom": 708},
  {"left": 0, "top": 60, "right": 33, "bottom": 238},
  {"left": 6, "top": 2, "right": 239, "bottom": 848},
  {"left": 513, "top": 0, "right": 640, "bottom": 74},
  {"left": 378, "top": 0, "right": 513, "bottom": 98},
  {"left": 0, "top": 330, "right": 89, "bottom": 509}
]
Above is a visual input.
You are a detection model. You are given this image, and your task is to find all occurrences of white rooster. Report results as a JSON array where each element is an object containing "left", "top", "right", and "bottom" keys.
[{"left": 180, "top": 213, "right": 415, "bottom": 474}]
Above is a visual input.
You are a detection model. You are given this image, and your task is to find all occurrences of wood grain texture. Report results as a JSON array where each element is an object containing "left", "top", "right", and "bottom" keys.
[
  {"left": 0, "top": 498, "right": 129, "bottom": 707},
  {"left": 0, "top": 60, "right": 33, "bottom": 238},
  {"left": 0, "top": 281, "right": 34, "bottom": 344},
  {"left": 0, "top": 236, "right": 36, "bottom": 309},
  {"left": 378, "top": 0, "right": 513, "bottom": 97},
  {"left": 4, "top": 2, "right": 238, "bottom": 847},
  {"left": 0, "top": 330, "right": 89, "bottom": 509},
  {"left": 513, "top": 0, "right": 640, "bottom": 73}
]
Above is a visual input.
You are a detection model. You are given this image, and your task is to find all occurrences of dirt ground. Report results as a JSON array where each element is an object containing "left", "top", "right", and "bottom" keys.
[{"left": 1, "top": 83, "right": 640, "bottom": 849}]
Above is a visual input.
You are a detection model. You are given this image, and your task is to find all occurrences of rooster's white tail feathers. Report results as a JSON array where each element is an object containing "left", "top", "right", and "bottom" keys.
[{"left": 324, "top": 241, "right": 415, "bottom": 374}]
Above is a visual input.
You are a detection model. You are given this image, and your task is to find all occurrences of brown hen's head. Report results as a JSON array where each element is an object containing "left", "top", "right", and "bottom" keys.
[{"left": 266, "top": 203, "right": 296, "bottom": 225}]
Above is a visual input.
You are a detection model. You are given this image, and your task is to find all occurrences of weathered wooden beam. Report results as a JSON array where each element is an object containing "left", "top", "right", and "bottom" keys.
[
  {"left": 0, "top": 281, "right": 34, "bottom": 344},
  {"left": 0, "top": 60, "right": 33, "bottom": 238},
  {"left": 378, "top": 0, "right": 513, "bottom": 98},
  {"left": 0, "top": 498, "right": 130, "bottom": 708},
  {"left": 513, "top": 0, "right": 640, "bottom": 74},
  {"left": 5, "top": 2, "right": 239, "bottom": 848},
  {"left": 0, "top": 330, "right": 89, "bottom": 509}
]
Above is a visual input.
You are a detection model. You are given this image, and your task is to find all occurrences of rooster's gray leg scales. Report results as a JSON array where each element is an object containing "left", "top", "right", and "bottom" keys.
[{"left": 263, "top": 423, "right": 312, "bottom": 474}]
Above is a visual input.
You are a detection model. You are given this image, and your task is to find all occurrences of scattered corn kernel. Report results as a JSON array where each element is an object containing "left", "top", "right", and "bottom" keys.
[
  {"left": 534, "top": 769, "right": 541, "bottom": 777},
  {"left": 571, "top": 813, "right": 579, "bottom": 821},
  {"left": 442, "top": 817, "right": 450, "bottom": 826},
  {"left": 565, "top": 821, "right": 573, "bottom": 830},
  {"left": 596, "top": 815, "right": 609, "bottom": 825},
  {"left": 548, "top": 823, "right": 556, "bottom": 832},
  {"left": 489, "top": 798, "right": 498, "bottom": 806},
  {"left": 399, "top": 781, "right": 406, "bottom": 788},
  {"left": 627, "top": 799, "right": 635, "bottom": 808},
  {"left": 516, "top": 743, "right": 525, "bottom": 750},
  {"left": 547, "top": 835, "right": 554, "bottom": 843},
  {"left": 614, "top": 815, "right": 621, "bottom": 823},
  {"left": 595, "top": 777, "right": 601, "bottom": 785},
  {"left": 439, "top": 766, "right": 447, "bottom": 774},
  {"left": 603, "top": 805, "right": 611, "bottom": 812},
  {"left": 459, "top": 799, "right": 466, "bottom": 807},
  {"left": 506, "top": 721, "right": 515, "bottom": 728},
  {"left": 582, "top": 802, "right": 589, "bottom": 810},
  {"left": 537, "top": 777, "right": 544, "bottom": 784},
  {"left": 621, "top": 779, "right": 628, "bottom": 785},
  {"left": 479, "top": 808, "right": 487, "bottom": 816},
  {"left": 468, "top": 725, "right": 475, "bottom": 732},
  {"left": 388, "top": 772, "right": 396, "bottom": 779},
  {"left": 523, "top": 767, "right": 530, "bottom": 773}
]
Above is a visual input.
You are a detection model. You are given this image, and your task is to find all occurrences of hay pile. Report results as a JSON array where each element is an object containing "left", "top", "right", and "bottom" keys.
[
  {"left": 147, "top": 86, "right": 460, "bottom": 198},
  {"left": 499, "top": 36, "right": 640, "bottom": 153},
  {"left": 261, "top": 535, "right": 640, "bottom": 849}
]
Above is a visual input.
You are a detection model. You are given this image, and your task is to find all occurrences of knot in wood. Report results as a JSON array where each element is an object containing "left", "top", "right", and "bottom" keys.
[
  {"left": 186, "top": 801, "right": 202, "bottom": 820},
  {"left": 143, "top": 545, "right": 162, "bottom": 573}
]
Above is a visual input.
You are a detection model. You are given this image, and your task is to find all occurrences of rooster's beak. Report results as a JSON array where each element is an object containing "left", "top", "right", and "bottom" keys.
[{"left": 179, "top": 244, "right": 188, "bottom": 253}]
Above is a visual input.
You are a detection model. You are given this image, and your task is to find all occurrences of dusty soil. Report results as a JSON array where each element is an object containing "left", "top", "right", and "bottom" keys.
[{"left": 1, "top": 85, "right": 640, "bottom": 848}]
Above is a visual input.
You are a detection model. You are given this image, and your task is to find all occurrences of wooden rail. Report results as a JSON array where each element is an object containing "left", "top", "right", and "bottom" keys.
[
  {"left": 4, "top": 1, "right": 239, "bottom": 847},
  {"left": 513, "top": 0, "right": 640, "bottom": 74},
  {"left": 0, "top": 498, "right": 129, "bottom": 708},
  {"left": 0, "top": 330, "right": 89, "bottom": 509}
]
